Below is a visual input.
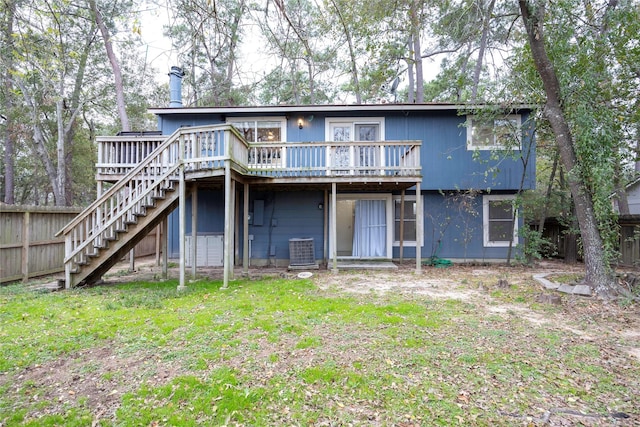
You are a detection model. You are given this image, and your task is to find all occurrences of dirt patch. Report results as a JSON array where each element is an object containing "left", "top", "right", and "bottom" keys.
[
  {"left": 6, "top": 345, "right": 183, "bottom": 424},
  {"left": 312, "top": 261, "right": 640, "bottom": 361}
]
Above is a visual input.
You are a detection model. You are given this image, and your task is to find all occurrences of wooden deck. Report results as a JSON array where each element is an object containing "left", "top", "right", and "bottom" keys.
[{"left": 96, "top": 126, "right": 422, "bottom": 186}]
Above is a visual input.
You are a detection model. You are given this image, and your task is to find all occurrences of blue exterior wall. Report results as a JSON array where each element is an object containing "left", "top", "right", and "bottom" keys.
[
  {"left": 169, "top": 189, "right": 524, "bottom": 261},
  {"left": 157, "top": 106, "right": 534, "bottom": 262},
  {"left": 245, "top": 190, "right": 325, "bottom": 261},
  {"left": 157, "top": 108, "right": 535, "bottom": 191},
  {"left": 392, "top": 191, "right": 524, "bottom": 261},
  {"left": 168, "top": 189, "right": 325, "bottom": 261},
  {"left": 168, "top": 189, "right": 225, "bottom": 257}
]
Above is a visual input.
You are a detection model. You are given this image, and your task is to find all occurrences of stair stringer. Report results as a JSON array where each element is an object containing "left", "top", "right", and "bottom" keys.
[{"left": 72, "top": 188, "right": 181, "bottom": 287}]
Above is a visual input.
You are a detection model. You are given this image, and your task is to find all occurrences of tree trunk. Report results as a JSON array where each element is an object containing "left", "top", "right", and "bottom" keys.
[
  {"left": 89, "top": 0, "right": 130, "bottom": 132},
  {"left": 2, "top": 0, "right": 16, "bottom": 204},
  {"left": 407, "top": 35, "right": 415, "bottom": 103},
  {"left": 636, "top": 123, "right": 640, "bottom": 172},
  {"left": 538, "top": 149, "right": 559, "bottom": 233},
  {"left": 329, "top": 0, "right": 361, "bottom": 104},
  {"left": 613, "top": 163, "right": 630, "bottom": 215},
  {"left": 55, "top": 98, "right": 67, "bottom": 206},
  {"left": 410, "top": 1, "right": 423, "bottom": 103},
  {"left": 224, "top": 0, "right": 245, "bottom": 106},
  {"left": 519, "top": 0, "right": 620, "bottom": 298},
  {"left": 470, "top": 0, "right": 496, "bottom": 102},
  {"left": 273, "top": 0, "right": 315, "bottom": 104}
]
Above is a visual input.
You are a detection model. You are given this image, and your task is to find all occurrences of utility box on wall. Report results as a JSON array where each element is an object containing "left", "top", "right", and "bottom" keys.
[{"left": 185, "top": 233, "right": 224, "bottom": 267}]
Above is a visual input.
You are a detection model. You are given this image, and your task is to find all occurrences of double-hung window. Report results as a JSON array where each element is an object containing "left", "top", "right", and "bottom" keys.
[
  {"left": 467, "top": 115, "right": 521, "bottom": 150},
  {"left": 393, "top": 195, "right": 423, "bottom": 246},
  {"left": 483, "top": 195, "right": 518, "bottom": 247},
  {"left": 228, "top": 118, "right": 287, "bottom": 166}
]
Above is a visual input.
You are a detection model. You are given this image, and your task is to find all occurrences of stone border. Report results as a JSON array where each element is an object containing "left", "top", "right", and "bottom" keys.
[{"left": 533, "top": 272, "right": 592, "bottom": 296}]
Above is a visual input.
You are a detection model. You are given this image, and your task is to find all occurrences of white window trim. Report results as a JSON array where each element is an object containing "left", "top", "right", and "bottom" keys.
[
  {"left": 325, "top": 118, "right": 386, "bottom": 176},
  {"left": 226, "top": 116, "right": 288, "bottom": 142},
  {"left": 483, "top": 195, "right": 518, "bottom": 247},
  {"left": 392, "top": 195, "right": 424, "bottom": 247},
  {"left": 324, "top": 117, "right": 386, "bottom": 141},
  {"left": 466, "top": 114, "right": 521, "bottom": 151}
]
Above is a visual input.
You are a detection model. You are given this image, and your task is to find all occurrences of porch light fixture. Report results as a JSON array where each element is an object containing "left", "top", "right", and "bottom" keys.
[
  {"left": 318, "top": 202, "right": 323, "bottom": 210},
  {"left": 298, "top": 118, "right": 303, "bottom": 129}
]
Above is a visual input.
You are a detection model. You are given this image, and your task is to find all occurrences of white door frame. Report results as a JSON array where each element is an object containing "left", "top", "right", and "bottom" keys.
[{"left": 329, "top": 193, "right": 393, "bottom": 259}]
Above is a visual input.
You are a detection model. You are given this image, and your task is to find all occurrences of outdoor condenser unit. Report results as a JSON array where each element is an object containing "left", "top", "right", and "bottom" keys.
[{"left": 289, "top": 238, "right": 315, "bottom": 266}]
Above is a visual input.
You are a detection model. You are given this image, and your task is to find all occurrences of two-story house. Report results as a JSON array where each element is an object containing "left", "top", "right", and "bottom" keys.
[{"left": 58, "top": 68, "right": 535, "bottom": 288}]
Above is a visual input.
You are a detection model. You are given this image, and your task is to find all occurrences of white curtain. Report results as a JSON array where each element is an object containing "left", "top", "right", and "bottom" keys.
[{"left": 353, "top": 200, "right": 386, "bottom": 257}]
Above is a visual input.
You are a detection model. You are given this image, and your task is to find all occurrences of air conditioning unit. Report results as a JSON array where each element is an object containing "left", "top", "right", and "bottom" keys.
[{"left": 289, "top": 238, "right": 316, "bottom": 267}]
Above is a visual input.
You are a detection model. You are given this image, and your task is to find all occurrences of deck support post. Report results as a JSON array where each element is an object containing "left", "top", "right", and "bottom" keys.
[
  {"left": 162, "top": 218, "right": 168, "bottom": 279},
  {"left": 243, "top": 183, "right": 249, "bottom": 275},
  {"left": 222, "top": 160, "right": 232, "bottom": 289},
  {"left": 155, "top": 224, "right": 161, "bottom": 266},
  {"left": 399, "top": 190, "right": 405, "bottom": 263},
  {"left": 191, "top": 185, "right": 198, "bottom": 278},
  {"left": 415, "top": 182, "right": 423, "bottom": 274},
  {"left": 64, "top": 233, "right": 72, "bottom": 288},
  {"left": 129, "top": 248, "right": 135, "bottom": 272},
  {"left": 230, "top": 178, "right": 236, "bottom": 280},
  {"left": 323, "top": 189, "right": 328, "bottom": 265},
  {"left": 178, "top": 162, "right": 186, "bottom": 291},
  {"left": 331, "top": 182, "right": 338, "bottom": 273}
]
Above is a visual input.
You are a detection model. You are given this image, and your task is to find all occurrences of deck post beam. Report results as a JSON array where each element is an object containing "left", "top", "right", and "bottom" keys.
[
  {"left": 222, "top": 160, "right": 232, "bottom": 289},
  {"left": 191, "top": 185, "right": 198, "bottom": 278},
  {"left": 323, "top": 189, "right": 328, "bottom": 264},
  {"left": 415, "top": 181, "right": 423, "bottom": 274},
  {"left": 162, "top": 218, "right": 168, "bottom": 279},
  {"left": 230, "top": 178, "right": 236, "bottom": 281},
  {"left": 243, "top": 183, "right": 249, "bottom": 275},
  {"left": 331, "top": 182, "right": 338, "bottom": 273},
  {"left": 178, "top": 135, "right": 187, "bottom": 291},
  {"left": 399, "top": 190, "right": 405, "bottom": 262}
]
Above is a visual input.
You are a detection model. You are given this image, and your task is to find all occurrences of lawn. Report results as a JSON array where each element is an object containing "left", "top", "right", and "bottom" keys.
[{"left": 0, "top": 265, "right": 638, "bottom": 426}]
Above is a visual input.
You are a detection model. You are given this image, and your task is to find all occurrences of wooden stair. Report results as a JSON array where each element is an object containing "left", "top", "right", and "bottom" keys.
[
  {"left": 57, "top": 124, "right": 245, "bottom": 288},
  {"left": 57, "top": 129, "right": 186, "bottom": 287},
  {"left": 68, "top": 185, "right": 179, "bottom": 286}
]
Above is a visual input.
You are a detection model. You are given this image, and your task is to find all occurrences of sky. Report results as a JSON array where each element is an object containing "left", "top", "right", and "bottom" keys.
[
  {"left": 133, "top": 1, "right": 443, "bottom": 102},
  {"left": 136, "top": 1, "right": 275, "bottom": 86},
  {"left": 136, "top": 2, "right": 177, "bottom": 81}
]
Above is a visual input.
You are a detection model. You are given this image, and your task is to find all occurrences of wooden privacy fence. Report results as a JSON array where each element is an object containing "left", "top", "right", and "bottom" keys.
[
  {"left": 1, "top": 205, "right": 161, "bottom": 284},
  {"left": 1, "top": 205, "right": 81, "bottom": 283}
]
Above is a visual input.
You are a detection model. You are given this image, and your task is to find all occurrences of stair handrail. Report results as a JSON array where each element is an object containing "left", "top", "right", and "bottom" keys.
[
  {"left": 62, "top": 165, "right": 180, "bottom": 264},
  {"left": 56, "top": 123, "right": 240, "bottom": 237}
]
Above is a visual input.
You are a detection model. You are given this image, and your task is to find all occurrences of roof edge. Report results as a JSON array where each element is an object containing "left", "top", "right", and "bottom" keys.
[{"left": 148, "top": 103, "right": 537, "bottom": 115}]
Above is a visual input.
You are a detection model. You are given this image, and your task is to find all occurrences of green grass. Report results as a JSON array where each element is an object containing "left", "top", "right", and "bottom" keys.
[{"left": 0, "top": 275, "right": 638, "bottom": 426}]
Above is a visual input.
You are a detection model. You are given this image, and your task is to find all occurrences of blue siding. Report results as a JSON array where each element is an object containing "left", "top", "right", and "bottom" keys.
[
  {"left": 156, "top": 106, "right": 534, "bottom": 262},
  {"left": 158, "top": 108, "right": 535, "bottom": 192},
  {"left": 392, "top": 191, "right": 523, "bottom": 261},
  {"left": 383, "top": 111, "right": 535, "bottom": 191},
  {"left": 168, "top": 190, "right": 325, "bottom": 261},
  {"left": 159, "top": 114, "right": 225, "bottom": 135},
  {"left": 168, "top": 189, "right": 225, "bottom": 257},
  {"left": 168, "top": 189, "right": 523, "bottom": 262},
  {"left": 247, "top": 191, "right": 325, "bottom": 261}
]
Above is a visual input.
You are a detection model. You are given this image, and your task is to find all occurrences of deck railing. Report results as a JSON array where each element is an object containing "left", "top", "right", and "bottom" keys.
[{"left": 97, "top": 130, "right": 421, "bottom": 180}]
